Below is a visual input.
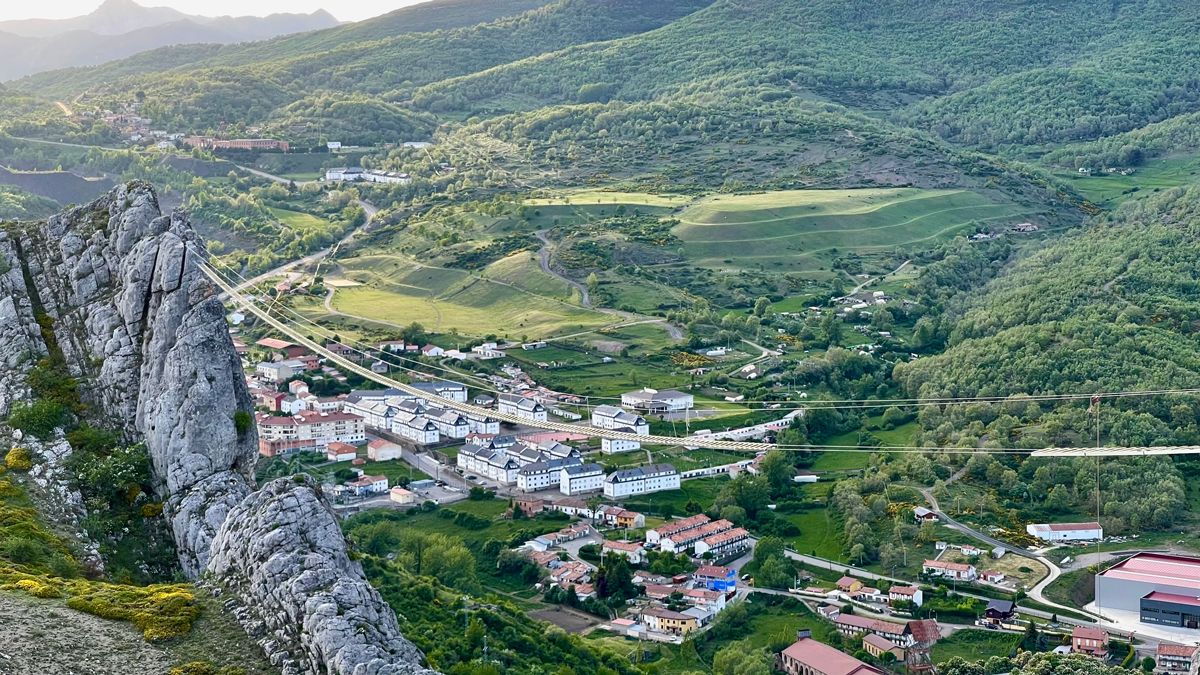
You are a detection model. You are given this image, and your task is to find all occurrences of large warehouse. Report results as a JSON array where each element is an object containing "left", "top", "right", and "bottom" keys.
[{"left": 1096, "top": 552, "right": 1200, "bottom": 629}]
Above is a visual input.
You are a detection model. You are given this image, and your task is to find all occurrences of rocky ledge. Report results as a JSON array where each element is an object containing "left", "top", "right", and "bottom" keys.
[{"left": 2, "top": 182, "right": 436, "bottom": 674}]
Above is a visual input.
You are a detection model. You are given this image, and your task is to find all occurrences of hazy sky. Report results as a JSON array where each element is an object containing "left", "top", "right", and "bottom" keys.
[{"left": 0, "top": 1, "right": 425, "bottom": 23}]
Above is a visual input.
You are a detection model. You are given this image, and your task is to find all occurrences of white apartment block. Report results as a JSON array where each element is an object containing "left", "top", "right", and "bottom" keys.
[
  {"left": 560, "top": 463, "right": 605, "bottom": 495},
  {"left": 498, "top": 393, "right": 547, "bottom": 422},
  {"left": 604, "top": 463, "right": 680, "bottom": 499},
  {"left": 516, "top": 457, "right": 583, "bottom": 492}
]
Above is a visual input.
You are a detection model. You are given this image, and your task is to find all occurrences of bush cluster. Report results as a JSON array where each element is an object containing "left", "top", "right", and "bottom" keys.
[{"left": 4, "top": 447, "right": 32, "bottom": 471}]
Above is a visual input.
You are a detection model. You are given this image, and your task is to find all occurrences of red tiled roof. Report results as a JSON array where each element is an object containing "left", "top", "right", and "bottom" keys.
[
  {"left": 603, "top": 540, "right": 644, "bottom": 552},
  {"left": 905, "top": 619, "right": 940, "bottom": 643},
  {"left": 781, "top": 637, "right": 884, "bottom": 675},
  {"left": 1159, "top": 644, "right": 1198, "bottom": 658},
  {"left": 863, "top": 634, "right": 896, "bottom": 651},
  {"left": 327, "top": 442, "right": 357, "bottom": 454},
  {"left": 347, "top": 474, "right": 387, "bottom": 487},
  {"left": 652, "top": 514, "right": 710, "bottom": 537},
  {"left": 695, "top": 565, "right": 733, "bottom": 578},
  {"left": 1073, "top": 626, "right": 1108, "bottom": 641},
  {"left": 890, "top": 585, "right": 919, "bottom": 596},
  {"left": 256, "top": 338, "right": 294, "bottom": 349},
  {"left": 1045, "top": 521, "right": 1101, "bottom": 531},
  {"left": 835, "top": 613, "right": 906, "bottom": 635},
  {"left": 1102, "top": 552, "right": 1200, "bottom": 591}
]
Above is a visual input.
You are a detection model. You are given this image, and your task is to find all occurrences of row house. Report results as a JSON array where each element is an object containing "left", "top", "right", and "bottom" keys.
[
  {"left": 498, "top": 392, "right": 547, "bottom": 422},
  {"left": 591, "top": 405, "right": 651, "bottom": 454},
  {"left": 832, "top": 614, "right": 910, "bottom": 647},
  {"left": 661, "top": 519, "right": 733, "bottom": 554},
  {"left": 647, "top": 514, "right": 711, "bottom": 546},
  {"left": 694, "top": 527, "right": 751, "bottom": 558},
  {"left": 640, "top": 606, "right": 699, "bottom": 636},
  {"left": 595, "top": 505, "right": 646, "bottom": 529},
  {"left": 517, "top": 457, "right": 583, "bottom": 492}
]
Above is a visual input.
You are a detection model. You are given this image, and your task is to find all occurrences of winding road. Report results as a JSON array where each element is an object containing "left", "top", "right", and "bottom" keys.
[{"left": 533, "top": 229, "right": 684, "bottom": 341}]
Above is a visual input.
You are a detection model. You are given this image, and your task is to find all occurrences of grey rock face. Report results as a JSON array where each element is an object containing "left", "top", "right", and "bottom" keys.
[
  {"left": 208, "top": 476, "right": 436, "bottom": 675},
  {"left": 2, "top": 182, "right": 435, "bottom": 674}
]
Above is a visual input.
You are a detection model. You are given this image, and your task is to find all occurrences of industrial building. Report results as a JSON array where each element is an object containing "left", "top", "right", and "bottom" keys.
[{"left": 1096, "top": 552, "right": 1200, "bottom": 629}]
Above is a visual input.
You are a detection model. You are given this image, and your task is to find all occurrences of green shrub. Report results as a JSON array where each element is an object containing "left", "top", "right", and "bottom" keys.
[
  {"left": 7, "top": 400, "right": 68, "bottom": 439},
  {"left": 232, "top": 410, "right": 252, "bottom": 436}
]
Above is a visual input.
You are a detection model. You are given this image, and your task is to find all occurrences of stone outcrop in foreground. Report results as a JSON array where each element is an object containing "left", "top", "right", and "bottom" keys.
[{"left": 3, "top": 182, "right": 434, "bottom": 674}]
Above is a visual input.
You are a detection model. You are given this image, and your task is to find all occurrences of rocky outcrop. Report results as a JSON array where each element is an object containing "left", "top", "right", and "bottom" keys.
[
  {"left": 208, "top": 476, "right": 436, "bottom": 675},
  {"left": 1, "top": 182, "right": 435, "bottom": 674}
]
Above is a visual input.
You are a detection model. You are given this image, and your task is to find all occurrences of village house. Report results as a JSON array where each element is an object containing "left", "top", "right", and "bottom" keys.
[
  {"left": 602, "top": 540, "right": 646, "bottom": 564},
  {"left": 983, "top": 599, "right": 1016, "bottom": 626},
  {"left": 837, "top": 576, "right": 864, "bottom": 594},
  {"left": 1157, "top": 643, "right": 1199, "bottom": 675},
  {"left": 683, "top": 587, "right": 727, "bottom": 613},
  {"left": 344, "top": 474, "right": 388, "bottom": 497},
  {"left": 832, "top": 614, "right": 909, "bottom": 646},
  {"left": 367, "top": 439, "right": 404, "bottom": 461},
  {"left": 513, "top": 497, "right": 545, "bottom": 516},
  {"left": 888, "top": 585, "right": 923, "bottom": 607},
  {"left": 922, "top": 559, "right": 977, "bottom": 581},
  {"left": 778, "top": 631, "right": 884, "bottom": 675},
  {"left": 595, "top": 505, "right": 646, "bottom": 529},
  {"left": 913, "top": 507, "right": 939, "bottom": 523},
  {"left": 1071, "top": 626, "right": 1109, "bottom": 659},
  {"left": 389, "top": 487, "right": 416, "bottom": 505},
  {"left": 695, "top": 566, "right": 738, "bottom": 592},
  {"left": 862, "top": 633, "right": 905, "bottom": 661},
  {"left": 640, "top": 606, "right": 699, "bottom": 636},
  {"left": 256, "top": 359, "right": 306, "bottom": 384},
  {"left": 326, "top": 441, "right": 358, "bottom": 462}
]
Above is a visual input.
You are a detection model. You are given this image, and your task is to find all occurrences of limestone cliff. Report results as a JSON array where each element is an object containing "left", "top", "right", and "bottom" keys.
[{"left": 2, "top": 182, "right": 435, "bottom": 674}]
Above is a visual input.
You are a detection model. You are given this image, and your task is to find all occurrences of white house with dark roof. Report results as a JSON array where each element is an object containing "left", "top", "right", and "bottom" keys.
[
  {"left": 409, "top": 380, "right": 468, "bottom": 402},
  {"left": 498, "top": 393, "right": 547, "bottom": 422},
  {"left": 592, "top": 404, "right": 650, "bottom": 454},
  {"left": 392, "top": 413, "right": 440, "bottom": 445},
  {"left": 560, "top": 463, "right": 605, "bottom": 495},
  {"left": 517, "top": 456, "right": 583, "bottom": 492},
  {"left": 457, "top": 439, "right": 521, "bottom": 484},
  {"left": 604, "top": 464, "right": 680, "bottom": 498}
]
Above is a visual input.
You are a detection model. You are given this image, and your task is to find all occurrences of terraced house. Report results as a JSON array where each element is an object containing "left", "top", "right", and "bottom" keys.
[
  {"left": 604, "top": 463, "right": 680, "bottom": 498},
  {"left": 499, "top": 392, "right": 548, "bottom": 421}
]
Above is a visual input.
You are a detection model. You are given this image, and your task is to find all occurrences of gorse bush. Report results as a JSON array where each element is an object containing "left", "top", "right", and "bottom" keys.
[{"left": 4, "top": 447, "right": 32, "bottom": 471}]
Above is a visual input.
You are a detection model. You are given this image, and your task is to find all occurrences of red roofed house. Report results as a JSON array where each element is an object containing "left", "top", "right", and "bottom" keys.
[
  {"left": 862, "top": 633, "right": 904, "bottom": 661},
  {"left": 889, "top": 585, "right": 924, "bottom": 607},
  {"left": 602, "top": 539, "right": 646, "bottom": 565},
  {"left": 837, "top": 576, "right": 864, "bottom": 593},
  {"left": 1157, "top": 643, "right": 1199, "bottom": 674},
  {"left": 779, "top": 631, "right": 884, "bottom": 675},
  {"left": 833, "top": 614, "right": 909, "bottom": 646},
  {"left": 344, "top": 474, "right": 389, "bottom": 496},
  {"left": 1071, "top": 626, "right": 1109, "bottom": 658},
  {"left": 326, "top": 441, "right": 358, "bottom": 462},
  {"left": 367, "top": 439, "right": 404, "bottom": 461},
  {"left": 646, "top": 514, "right": 710, "bottom": 546},
  {"left": 922, "top": 559, "right": 977, "bottom": 581}
]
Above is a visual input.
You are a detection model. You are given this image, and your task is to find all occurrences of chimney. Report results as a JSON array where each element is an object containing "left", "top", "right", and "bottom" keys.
[{"left": 796, "top": 629, "right": 812, "bottom": 641}]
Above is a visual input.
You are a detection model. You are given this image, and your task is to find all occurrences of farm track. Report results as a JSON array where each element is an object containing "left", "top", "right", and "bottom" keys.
[{"left": 534, "top": 229, "right": 684, "bottom": 341}]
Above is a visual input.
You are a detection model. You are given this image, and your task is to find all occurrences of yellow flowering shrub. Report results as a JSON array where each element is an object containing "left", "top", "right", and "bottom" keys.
[{"left": 4, "top": 447, "right": 32, "bottom": 471}]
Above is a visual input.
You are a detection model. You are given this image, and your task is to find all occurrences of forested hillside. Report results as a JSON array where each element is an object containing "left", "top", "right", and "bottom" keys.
[{"left": 895, "top": 186, "right": 1200, "bottom": 448}]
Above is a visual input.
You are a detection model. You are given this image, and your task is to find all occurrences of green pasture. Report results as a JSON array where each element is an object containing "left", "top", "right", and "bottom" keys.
[
  {"left": 674, "top": 188, "right": 1030, "bottom": 270},
  {"left": 525, "top": 190, "right": 693, "bottom": 208},
  {"left": 1050, "top": 153, "right": 1200, "bottom": 208},
  {"left": 328, "top": 251, "right": 615, "bottom": 338},
  {"left": 268, "top": 207, "right": 334, "bottom": 235}
]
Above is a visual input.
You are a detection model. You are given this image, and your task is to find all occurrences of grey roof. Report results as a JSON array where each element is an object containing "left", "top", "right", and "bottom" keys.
[
  {"left": 500, "top": 392, "right": 544, "bottom": 412},
  {"left": 519, "top": 456, "right": 583, "bottom": 476},
  {"left": 411, "top": 380, "right": 467, "bottom": 395},
  {"left": 607, "top": 463, "right": 677, "bottom": 483},
  {"left": 346, "top": 387, "right": 405, "bottom": 403},
  {"left": 594, "top": 405, "right": 645, "bottom": 426},
  {"left": 986, "top": 599, "right": 1015, "bottom": 613},
  {"left": 563, "top": 463, "right": 604, "bottom": 476}
]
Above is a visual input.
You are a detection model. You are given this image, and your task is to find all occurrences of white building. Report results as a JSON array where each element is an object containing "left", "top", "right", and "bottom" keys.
[
  {"left": 344, "top": 474, "right": 388, "bottom": 496},
  {"left": 409, "top": 380, "right": 468, "bottom": 403},
  {"left": 1026, "top": 522, "right": 1103, "bottom": 542},
  {"left": 392, "top": 414, "right": 440, "bottom": 445},
  {"left": 560, "top": 463, "right": 605, "bottom": 495},
  {"left": 367, "top": 439, "right": 404, "bottom": 461},
  {"left": 922, "top": 559, "right": 977, "bottom": 581},
  {"left": 602, "top": 540, "right": 646, "bottom": 565},
  {"left": 256, "top": 410, "right": 366, "bottom": 455},
  {"left": 592, "top": 405, "right": 650, "bottom": 454},
  {"left": 499, "top": 393, "right": 547, "bottom": 422},
  {"left": 604, "top": 463, "right": 680, "bottom": 499},
  {"left": 325, "top": 167, "right": 363, "bottom": 181},
  {"left": 661, "top": 519, "right": 733, "bottom": 554},
  {"left": 517, "top": 457, "right": 583, "bottom": 492},
  {"left": 693, "top": 527, "right": 751, "bottom": 558},
  {"left": 471, "top": 342, "right": 506, "bottom": 359},
  {"left": 456, "top": 436, "right": 520, "bottom": 484},
  {"left": 465, "top": 412, "right": 500, "bottom": 435},
  {"left": 646, "top": 514, "right": 710, "bottom": 546},
  {"left": 326, "top": 442, "right": 358, "bottom": 463},
  {"left": 620, "top": 388, "right": 694, "bottom": 413},
  {"left": 256, "top": 359, "right": 305, "bottom": 384}
]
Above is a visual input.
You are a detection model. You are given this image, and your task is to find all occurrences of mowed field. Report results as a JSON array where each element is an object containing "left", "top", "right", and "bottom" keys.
[
  {"left": 674, "top": 188, "right": 1032, "bottom": 270},
  {"left": 328, "top": 251, "right": 616, "bottom": 339}
]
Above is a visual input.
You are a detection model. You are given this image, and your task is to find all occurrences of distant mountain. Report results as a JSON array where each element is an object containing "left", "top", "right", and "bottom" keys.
[{"left": 0, "top": 0, "right": 338, "bottom": 81}]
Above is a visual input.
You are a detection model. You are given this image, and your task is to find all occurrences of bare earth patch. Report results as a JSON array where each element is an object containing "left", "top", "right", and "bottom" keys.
[{"left": 0, "top": 590, "right": 172, "bottom": 674}]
